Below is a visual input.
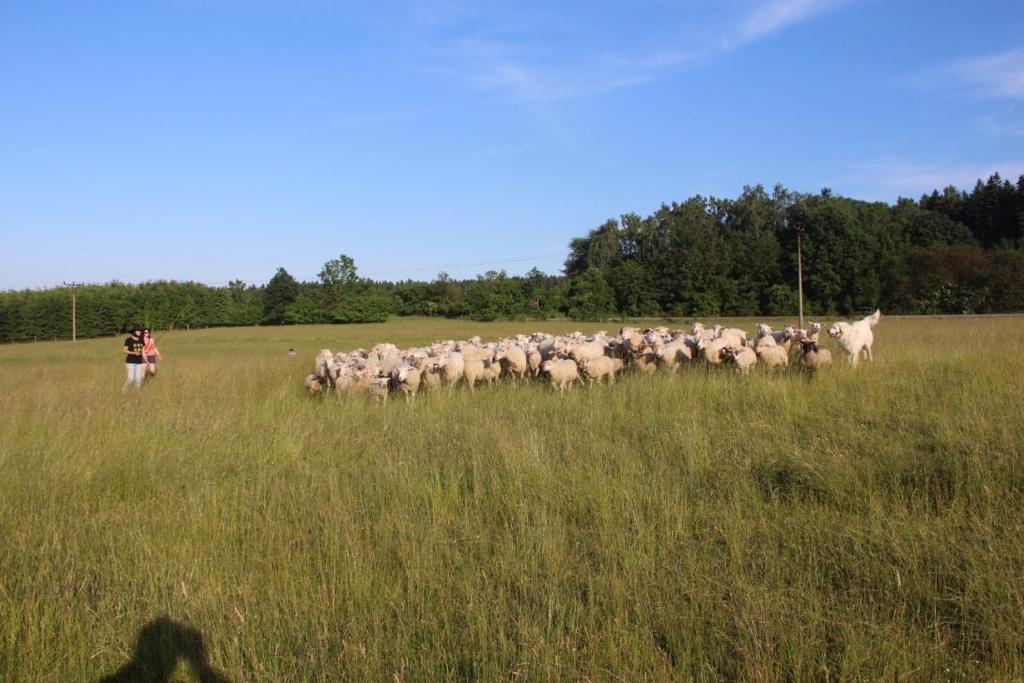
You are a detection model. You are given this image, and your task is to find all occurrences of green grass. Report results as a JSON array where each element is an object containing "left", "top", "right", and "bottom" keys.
[{"left": 1, "top": 317, "right": 1023, "bottom": 681}]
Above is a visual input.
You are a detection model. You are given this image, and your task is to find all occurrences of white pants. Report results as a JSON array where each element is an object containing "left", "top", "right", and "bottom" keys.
[{"left": 124, "top": 363, "right": 145, "bottom": 389}]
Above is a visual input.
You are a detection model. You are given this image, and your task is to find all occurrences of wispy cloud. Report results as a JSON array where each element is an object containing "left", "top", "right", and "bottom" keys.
[
  {"left": 915, "top": 47, "right": 1024, "bottom": 137},
  {"left": 835, "top": 158, "right": 1024, "bottom": 200},
  {"left": 428, "top": 33, "right": 692, "bottom": 102},
  {"left": 947, "top": 48, "right": 1024, "bottom": 99},
  {"left": 408, "top": 0, "right": 474, "bottom": 28},
  {"left": 979, "top": 108, "right": 1024, "bottom": 137},
  {"left": 737, "top": 0, "right": 846, "bottom": 44},
  {"left": 916, "top": 47, "right": 1024, "bottom": 101},
  {"left": 446, "top": 59, "right": 661, "bottom": 103},
  {"left": 429, "top": 0, "right": 852, "bottom": 102}
]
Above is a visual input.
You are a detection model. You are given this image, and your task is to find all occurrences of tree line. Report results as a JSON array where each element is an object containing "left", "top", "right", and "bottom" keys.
[
  {"left": 562, "top": 175, "right": 1023, "bottom": 319},
  {"left": 2, "top": 174, "right": 1022, "bottom": 342}
]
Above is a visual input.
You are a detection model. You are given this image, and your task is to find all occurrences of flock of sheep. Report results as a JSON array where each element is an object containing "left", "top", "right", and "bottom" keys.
[{"left": 303, "top": 310, "right": 882, "bottom": 402}]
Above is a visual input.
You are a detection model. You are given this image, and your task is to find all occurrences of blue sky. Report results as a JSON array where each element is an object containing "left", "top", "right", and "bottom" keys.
[{"left": 2, "top": 0, "right": 1022, "bottom": 290}]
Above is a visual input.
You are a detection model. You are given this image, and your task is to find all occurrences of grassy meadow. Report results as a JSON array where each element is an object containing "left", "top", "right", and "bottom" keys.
[{"left": 1, "top": 316, "right": 1023, "bottom": 681}]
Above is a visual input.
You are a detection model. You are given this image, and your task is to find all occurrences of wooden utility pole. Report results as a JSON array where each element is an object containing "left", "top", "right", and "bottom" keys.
[
  {"left": 796, "top": 229, "right": 804, "bottom": 330},
  {"left": 63, "top": 281, "right": 83, "bottom": 343}
]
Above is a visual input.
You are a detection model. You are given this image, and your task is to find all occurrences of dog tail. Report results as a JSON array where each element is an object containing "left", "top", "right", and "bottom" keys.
[{"left": 866, "top": 309, "right": 881, "bottom": 328}]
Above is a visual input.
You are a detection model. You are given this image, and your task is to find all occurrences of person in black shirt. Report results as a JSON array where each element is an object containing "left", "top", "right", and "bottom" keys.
[{"left": 123, "top": 324, "right": 146, "bottom": 390}]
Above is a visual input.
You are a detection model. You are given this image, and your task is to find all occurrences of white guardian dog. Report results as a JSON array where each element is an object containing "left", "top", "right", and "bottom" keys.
[{"left": 828, "top": 309, "right": 881, "bottom": 367}]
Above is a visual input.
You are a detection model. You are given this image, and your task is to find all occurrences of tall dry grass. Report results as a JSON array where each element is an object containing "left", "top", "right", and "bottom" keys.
[{"left": 1, "top": 317, "right": 1022, "bottom": 681}]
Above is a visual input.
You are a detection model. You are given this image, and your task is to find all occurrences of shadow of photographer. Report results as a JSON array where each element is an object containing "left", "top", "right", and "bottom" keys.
[{"left": 98, "top": 616, "right": 230, "bottom": 683}]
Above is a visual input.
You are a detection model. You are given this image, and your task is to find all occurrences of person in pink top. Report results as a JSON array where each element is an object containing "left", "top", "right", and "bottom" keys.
[{"left": 143, "top": 328, "right": 162, "bottom": 378}]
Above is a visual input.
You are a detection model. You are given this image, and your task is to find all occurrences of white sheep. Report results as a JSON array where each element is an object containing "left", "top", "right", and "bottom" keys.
[
  {"left": 332, "top": 363, "right": 362, "bottom": 391},
  {"left": 537, "top": 338, "right": 562, "bottom": 361},
  {"left": 656, "top": 337, "right": 694, "bottom": 372},
  {"left": 480, "top": 358, "right": 502, "bottom": 385},
  {"left": 390, "top": 364, "right": 421, "bottom": 403},
  {"left": 755, "top": 344, "right": 789, "bottom": 369},
  {"left": 437, "top": 352, "right": 465, "bottom": 387},
  {"left": 304, "top": 374, "right": 327, "bottom": 395},
  {"left": 420, "top": 360, "right": 444, "bottom": 391},
  {"left": 721, "top": 345, "right": 757, "bottom": 374},
  {"left": 568, "top": 340, "right": 607, "bottom": 364},
  {"left": 365, "top": 376, "right": 390, "bottom": 402},
  {"left": 580, "top": 356, "right": 623, "bottom": 384},
  {"left": 456, "top": 343, "right": 493, "bottom": 363},
  {"left": 758, "top": 324, "right": 797, "bottom": 351},
  {"left": 541, "top": 358, "right": 580, "bottom": 391},
  {"left": 619, "top": 326, "right": 644, "bottom": 348},
  {"left": 463, "top": 358, "right": 486, "bottom": 392},
  {"left": 314, "top": 349, "right": 342, "bottom": 386},
  {"left": 691, "top": 322, "right": 716, "bottom": 342},
  {"left": 696, "top": 337, "right": 730, "bottom": 365},
  {"left": 717, "top": 326, "right": 748, "bottom": 347},
  {"left": 624, "top": 345, "right": 659, "bottom": 374},
  {"left": 754, "top": 324, "right": 780, "bottom": 351},
  {"left": 525, "top": 346, "right": 543, "bottom": 377},
  {"left": 754, "top": 332, "right": 777, "bottom": 351},
  {"left": 494, "top": 346, "right": 528, "bottom": 382}
]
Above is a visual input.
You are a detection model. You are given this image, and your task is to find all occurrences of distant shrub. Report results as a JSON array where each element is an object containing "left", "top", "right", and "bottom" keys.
[
  {"left": 283, "top": 293, "right": 324, "bottom": 324},
  {"left": 566, "top": 269, "right": 617, "bottom": 320},
  {"left": 764, "top": 284, "right": 798, "bottom": 316},
  {"left": 688, "top": 292, "right": 721, "bottom": 318},
  {"left": 331, "top": 294, "right": 394, "bottom": 323}
]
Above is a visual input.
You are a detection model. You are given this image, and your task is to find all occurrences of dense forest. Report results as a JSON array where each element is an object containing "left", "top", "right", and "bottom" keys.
[{"left": 2, "top": 174, "right": 1022, "bottom": 342}]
